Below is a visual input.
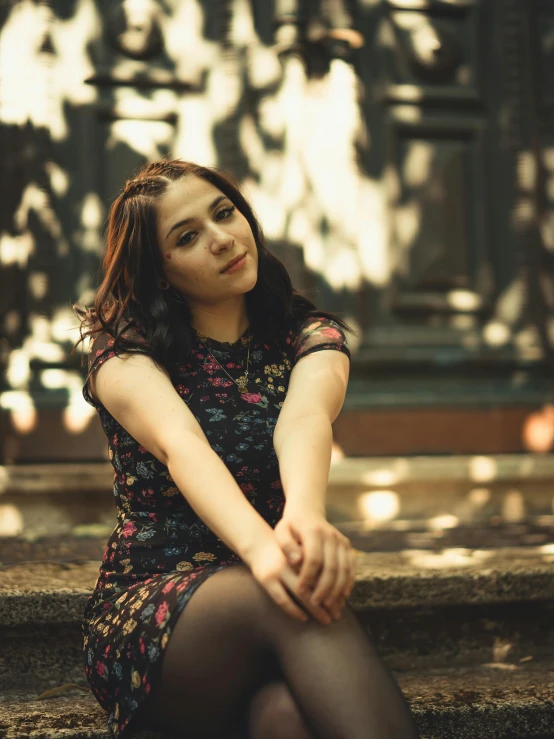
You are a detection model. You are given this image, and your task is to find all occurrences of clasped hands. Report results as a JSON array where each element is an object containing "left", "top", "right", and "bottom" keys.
[{"left": 273, "top": 505, "right": 356, "bottom": 624}]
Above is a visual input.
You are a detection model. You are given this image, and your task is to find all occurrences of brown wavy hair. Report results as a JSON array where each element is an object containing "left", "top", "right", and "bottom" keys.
[{"left": 71, "top": 158, "right": 358, "bottom": 371}]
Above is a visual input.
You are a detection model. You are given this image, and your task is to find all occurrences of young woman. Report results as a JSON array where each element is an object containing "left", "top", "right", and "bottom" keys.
[{"left": 73, "top": 159, "right": 419, "bottom": 739}]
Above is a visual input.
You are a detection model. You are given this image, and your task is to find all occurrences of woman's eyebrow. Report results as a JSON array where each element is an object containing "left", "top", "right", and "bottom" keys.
[{"left": 165, "top": 195, "right": 229, "bottom": 240}]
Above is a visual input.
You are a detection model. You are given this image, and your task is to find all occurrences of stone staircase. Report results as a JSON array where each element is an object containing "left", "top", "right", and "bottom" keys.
[{"left": 1, "top": 455, "right": 554, "bottom": 738}]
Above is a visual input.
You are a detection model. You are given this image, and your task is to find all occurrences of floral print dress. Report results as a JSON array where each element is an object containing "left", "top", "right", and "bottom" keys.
[{"left": 80, "top": 313, "right": 351, "bottom": 738}]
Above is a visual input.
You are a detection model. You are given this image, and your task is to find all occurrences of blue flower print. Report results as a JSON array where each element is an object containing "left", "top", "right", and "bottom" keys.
[
  {"left": 147, "top": 643, "right": 160, "bottom": 661},
  {"left": 163, "top": 547, "right": 183, "bottom": 556},
  {"left": 136, "top": 528, "right": 156, "bottom": 541},
  {"left": 136, "top": 461, "right": 154, "bottom": 479},
  {"left": 206, "top": 408, "right": 226, "bottom": 422},
  {"left": 226, "top": 453, "right": 243, "bottom": 464},
  {"left": 112, "top": 662, "right": 122, "bottom": 679},
  {"left": 140, "top": 604, "right": 156, "bottom": 622},
  {"left": 236, "top": 442, "right": 250, "bottom": 451}
]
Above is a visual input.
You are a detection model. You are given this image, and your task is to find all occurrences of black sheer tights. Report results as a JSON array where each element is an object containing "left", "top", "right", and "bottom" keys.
[{"left": 130, "top": 563, "right": 419, "bottom": 739}]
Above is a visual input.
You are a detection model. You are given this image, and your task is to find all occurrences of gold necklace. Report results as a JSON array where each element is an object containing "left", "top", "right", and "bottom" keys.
[{"left": 195, "top": 331, "right": 252, "bottom": 394}]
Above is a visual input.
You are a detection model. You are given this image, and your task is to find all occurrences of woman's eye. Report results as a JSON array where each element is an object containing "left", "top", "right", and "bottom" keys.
[
  {"left": 177, "top": 231, "right": 196, "bottom": 246},
  {"left": 217, "top": 206, "right": 235, "bottom": 220}
]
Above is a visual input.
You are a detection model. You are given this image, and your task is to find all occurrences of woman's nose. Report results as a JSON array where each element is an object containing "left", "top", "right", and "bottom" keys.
[{"left": 210, "top": 224, "right": 234, "bottom": 248}]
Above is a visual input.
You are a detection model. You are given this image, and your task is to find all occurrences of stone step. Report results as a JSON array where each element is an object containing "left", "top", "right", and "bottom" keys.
[
  {"left": 2, "top": 517, "right": 554, "bottom": 569},
  {"left": 1, "top": 660, "right": 553, "bottom": 739},
  {"left": 327, "top": 453, "right": 554, "bottom": 526},
  {"left": 2, "top": 455, "right": 554, "bottom": 540},
  {"left": 2, "top": 547, "right": 554, "bottom": 694}
]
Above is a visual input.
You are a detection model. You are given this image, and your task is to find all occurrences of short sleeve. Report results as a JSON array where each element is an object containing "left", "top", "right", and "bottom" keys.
[
  {"left": 293, "top": 315, "right": 351, "bottom": 366},
  {"left": 82, "top": 326, "right": 150, "bottom": 410}
]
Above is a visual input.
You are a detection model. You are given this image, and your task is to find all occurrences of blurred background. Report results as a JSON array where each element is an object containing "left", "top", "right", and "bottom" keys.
[{"left": 1, "top": 0, "right": 554, "bottom": 553}]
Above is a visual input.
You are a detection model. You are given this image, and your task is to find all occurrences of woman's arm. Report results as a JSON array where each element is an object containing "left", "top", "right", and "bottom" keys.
[
  {"left": 273, "top": 348, "right": 350, "bottom": 513},
  {"left": 91, "top": 351, "right": 274, "bottom": 564}
]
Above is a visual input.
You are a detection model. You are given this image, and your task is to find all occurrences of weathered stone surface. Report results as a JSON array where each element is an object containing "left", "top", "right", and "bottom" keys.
[
  {"left": 1, "top": 661, "right": 553, "bottom": 739},
  {"left": 2, "top": 548, "right": 554, "bottom": 630},
  {"left": 0, "top": 690, "right": 165, "bottom": 739},
  {"left": 350, "top": 546, "right": 554, "bottom": 609},
  {"left": 0, "top": 561, "right": 98, "bottom": 627},
  {"left": 1, "top": 623, "right": 85, "bottom": 691}
]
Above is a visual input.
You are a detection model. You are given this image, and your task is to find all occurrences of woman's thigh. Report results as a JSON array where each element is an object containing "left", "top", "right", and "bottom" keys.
[{"left": 132, "top": 563, "right": 278, "bottom": 737}]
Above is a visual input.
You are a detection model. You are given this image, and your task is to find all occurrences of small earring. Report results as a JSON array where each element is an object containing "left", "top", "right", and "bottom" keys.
[{"left": 158, "top": 279, "right": 169, "bottom": 290}]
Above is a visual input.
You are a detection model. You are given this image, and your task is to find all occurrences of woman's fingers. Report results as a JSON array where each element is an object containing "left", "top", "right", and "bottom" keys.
[
  {"left": 307, "top": 536, "right": 338, "bottom": 610},
  {"left": 291, "top": 583, "right": 334, "bottom": 625},
  {"left": 324, "top": 543, "right": 350, "bottom": 616},
  {"left": 296, "top": 529, "right": 324, "bottom": 595},
  {"left": 265, "top": 574, "right": 310, "bottom": 623},
  {"left": 346, "top": 547, "right": 356, "bottom": 596}
]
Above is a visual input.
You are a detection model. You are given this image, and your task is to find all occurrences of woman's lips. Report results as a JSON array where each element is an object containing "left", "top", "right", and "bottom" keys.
[{"left": 221, "top": 254, "right": 247, "bottom": 274}]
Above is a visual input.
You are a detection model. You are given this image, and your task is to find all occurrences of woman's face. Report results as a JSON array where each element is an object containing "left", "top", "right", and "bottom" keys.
[{"left": 155, "top": 175, "right": 258, "bottom": 303}]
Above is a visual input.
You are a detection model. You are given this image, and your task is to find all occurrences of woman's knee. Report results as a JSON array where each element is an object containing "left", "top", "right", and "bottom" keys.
[{"left": 246, "top": 680, "right": 315, "bottom": 739}]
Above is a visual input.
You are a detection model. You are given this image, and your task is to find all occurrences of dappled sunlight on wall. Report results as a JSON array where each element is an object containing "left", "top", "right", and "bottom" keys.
[
  {"left": 0, "top": 0, "right": 99, "bottom": 139},
  {"left": 1, "top": 0, "right": 552, "bottom": 465}
]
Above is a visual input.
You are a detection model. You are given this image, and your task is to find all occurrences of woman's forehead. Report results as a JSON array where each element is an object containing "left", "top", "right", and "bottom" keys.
[{"left": 157, "top": 176, "right": 223, "bottom": 220}]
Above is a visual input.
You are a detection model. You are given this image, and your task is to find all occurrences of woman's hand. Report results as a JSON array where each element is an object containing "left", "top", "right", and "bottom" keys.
[
  {"left": 246, "top": 535, "right": 343, "bottom": 625},
  {"left": 273, "top": 506, "right": 356, "bottom": 620}
]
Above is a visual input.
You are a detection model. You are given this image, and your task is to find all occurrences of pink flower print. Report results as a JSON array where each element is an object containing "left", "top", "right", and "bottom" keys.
[
  {"left": 145, "top": 683, "right": 151, "bottom": 695},
  {"left": 270, "top": 479, "right": 283, "bottom": 490},
  {"left": 155, "top": 601, "right": 169, "bottom": 627},
  {"left": 139, "top": 637, "right": 145, "bottom": 654},
  {"left": 121, "top": 521, "right": 137, "bottom": 538},
  {"left": 241, "top": 393, "right": 262, "bottom": 403},
  {"left": 104, "top": 644, "right": 111, "bottom": 656},
  {"left": 162, "top": 580, "right": 176, "bottom": 594},
  {"left": 320, "top": 327, "right": 341, "bottom": 340},
  {"left": 95, "top": 661, "right": 105, "bottom": 677},
  {"left": 240, "top": 482, "right": 255, "bottom": 495}
]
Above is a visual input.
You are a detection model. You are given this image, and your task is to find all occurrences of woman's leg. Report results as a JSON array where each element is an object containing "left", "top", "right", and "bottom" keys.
[
  {"left": 132, "top": 563, "right": 315, "bottom": 739},
  {"left": 133, "top": 562, "right": 418, "bottom": 739}
]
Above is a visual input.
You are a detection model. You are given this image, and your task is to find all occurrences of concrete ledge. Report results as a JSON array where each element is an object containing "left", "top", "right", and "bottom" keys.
[
  {"left": 1, "top": 661, "right": 553, "bottom": 739},
  {"left": 2, "top": 454, "right": 554, "bottom": 495},
  {"left": 351, "top": 545, "right": 554, "bottom": 609},
  {"left": 2, "top": 547, "right": 554, "bottom": 628},
  {"left": 328, "top": 453, "right": 554, "bottom": 486}
]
